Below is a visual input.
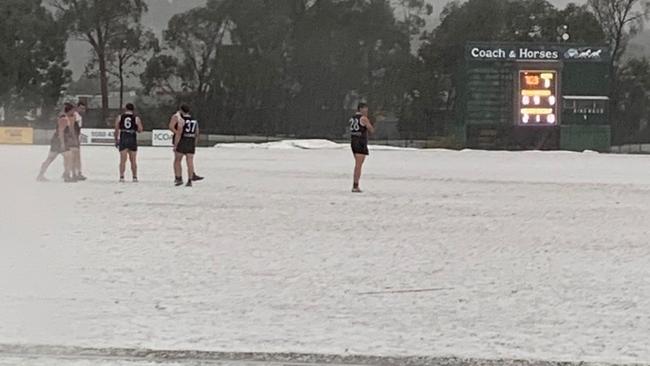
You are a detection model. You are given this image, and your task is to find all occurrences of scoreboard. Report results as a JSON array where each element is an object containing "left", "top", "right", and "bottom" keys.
[
  {"left": 518, "top": 70, "right": 558, "bottom": 126},
  {"left": 462, "top": 43, "right": 611, "bottom": 150}
]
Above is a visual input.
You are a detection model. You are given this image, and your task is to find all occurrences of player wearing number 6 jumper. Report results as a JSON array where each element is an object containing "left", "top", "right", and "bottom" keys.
[
  {"left": 173, "top": 105, "right": 200, "bottom": 187},
  {"left": 349, "top": 102, "right": 375, "bottom": 193},
  {"left": 114, "top": 103, "right": 144, "bottom": 182}
]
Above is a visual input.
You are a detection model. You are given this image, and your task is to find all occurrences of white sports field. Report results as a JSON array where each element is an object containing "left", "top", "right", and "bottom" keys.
[{"left": 1, "top": 143, "right": 650, "bottom": 365}]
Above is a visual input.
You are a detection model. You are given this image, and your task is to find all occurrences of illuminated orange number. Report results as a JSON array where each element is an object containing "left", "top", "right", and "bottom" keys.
[{"left": 525, "top": 75, "right": 540, "bottom": 86}]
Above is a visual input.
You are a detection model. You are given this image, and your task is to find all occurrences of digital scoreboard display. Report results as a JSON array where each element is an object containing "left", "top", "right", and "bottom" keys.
[{"left": 518, "top": 70, "right": 558, "bottom": 126}]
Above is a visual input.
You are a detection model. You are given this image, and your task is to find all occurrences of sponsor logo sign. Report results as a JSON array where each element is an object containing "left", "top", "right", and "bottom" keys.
[
  {"left": 563, "top": 48, "right": 605, "bottom": 61},
  {"left": 469, "top": 47, "right": 560, "bottom": 61},
  {"left": 0, "top": 127, "right": 33, "bottom": 144},
  {"left": 152, "top": 129, "right": 174, "bottom": 147},
  {"left": 466, "top": 44, "right": 608, "bottom": 62},
  {"left": 80, "top": 128, "right": 115, "bottom": 145}
]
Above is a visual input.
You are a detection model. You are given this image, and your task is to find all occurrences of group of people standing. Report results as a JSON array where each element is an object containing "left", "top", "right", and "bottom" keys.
[
  {"left": 36, "top": 101, "right": 375, "bottom": 191},
  {"left": 37, "top": 102, "right": 87, "bottom": 182},
  {"left": 37, "top": 102, "right": 203, "bottom": 187}
]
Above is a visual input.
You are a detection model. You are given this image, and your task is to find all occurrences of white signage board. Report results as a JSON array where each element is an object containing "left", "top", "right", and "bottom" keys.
[{"left": 152, "top": 129, "right": 174, "bottom": 147}]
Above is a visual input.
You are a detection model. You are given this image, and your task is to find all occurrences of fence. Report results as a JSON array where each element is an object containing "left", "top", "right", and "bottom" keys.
[
  {"left": 610, "top": 144, "right": 650, "bottom": 154},
  {"left": 22, "top": 127, "right": 637, "bottom": 151},
  {"left": 24, "top": 128, "right": 432, "bottom": 149},
  {"left": 14, "top": 127, "right": 650, "bottom": 152}
]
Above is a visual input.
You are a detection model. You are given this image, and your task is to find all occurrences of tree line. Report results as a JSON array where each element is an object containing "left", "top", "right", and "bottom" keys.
[{"left": 1, "top": 0, "right": 649, "bottom": 144}]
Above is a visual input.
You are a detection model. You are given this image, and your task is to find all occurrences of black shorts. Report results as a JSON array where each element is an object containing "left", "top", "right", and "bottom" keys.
[
  {"left": 119, "top": 134, "right": 138, "bottom": 152},
  {"left": 176, "top": 138, "right": 196, "bottom": 155},
  {"left": 351, "top": 137, "right": 369, "bottom": 155}
]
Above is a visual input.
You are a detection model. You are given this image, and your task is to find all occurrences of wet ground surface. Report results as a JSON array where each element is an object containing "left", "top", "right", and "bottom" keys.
[{"left": 0, "top": 344, "right": 645, "bottom": 366}]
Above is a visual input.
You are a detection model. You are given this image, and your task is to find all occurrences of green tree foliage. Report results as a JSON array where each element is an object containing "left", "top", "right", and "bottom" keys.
[
  {"left": 557, "top": 4, "right": 609, "bottom": 44},
  {"left": 614, "top": 57, "right": 650, "bottom": 142},
  {"left": 392, "top": 0, "right": 434, "bottom": 37},
  {"left": 141, "top": 0, "right": 232, "bottom": 117},
  {"left": 588, "top": 0, "right": 649, "bottom": 142},
  {"left": 424, "top": 0, "right": 606, "bottom": 82},
  {"left": 108, "top": 27, "right": 159, "bottom": 109},
  {"left": 589, "top": 0, "right": 650, "bottom": 69},
  {"left": 52, "top": 0, "right": 147, "bottom": 123},
  {"left": 142, "top": 0, "right": 421, "bottom": 137},
  {"left": 86, "top": 25, "right": 159, "bottom": 108},
  {"left": 286, "top": 0, "right": 413, "bottom": 136},
  {"left": 137, "top": 0, "right": 650, "bottom": 143},
  {"left": 400, "top": 0, "right": 607, "bottom": 137},
  {"left": 216, "top": 0, "right": 294, "bottom": 134},
  {"left": 0, "top": 0, "right": 70, "bottom": 124}
]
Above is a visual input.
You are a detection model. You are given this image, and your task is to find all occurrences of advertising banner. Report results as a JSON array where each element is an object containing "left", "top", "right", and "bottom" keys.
[
  {"left": 152, "top": 129, "right": 174, "bottom": 147},
  {"left": 0, "top": 127, "right": 34, "bottom": 144},
  {"left": 80, "top": 128, "right": 115, "bottom": 145},
  {"left": 466, "top": 43, "right": 609, "bottom": 63}
]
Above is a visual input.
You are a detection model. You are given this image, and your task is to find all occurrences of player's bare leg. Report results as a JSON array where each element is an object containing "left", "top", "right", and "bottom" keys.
[
  {"left": 353, "top": 154, "right": 366, "bottom": 193},
  {"left": 71, "top": 148, "right": 79, "bottom": 176},
  {"left": 128, "top": 151, "right": 138, "bottom": 182},
  {"left": 174, "top": 152, "right": 184, "bottom": 186},
  {"left": 69, "top": 147, "right": 78, "bottom": 176},
  {"left": 119, "top": 150, "right": 128, "bottom": 182},
  {"left": 63, "top": 151, "right": 75, "bottom": 183},
  {"left": 191, "top": 157, "right": 204, "bottom": 182},
  {"left": 37, "top": 152, "right": 59, "bottom": 181},
  {"left": 185, "top": 154, "right": 195, "bottom": 187},
  {"left": 73, "top": 148, "right": 86, "bottom": 180}
]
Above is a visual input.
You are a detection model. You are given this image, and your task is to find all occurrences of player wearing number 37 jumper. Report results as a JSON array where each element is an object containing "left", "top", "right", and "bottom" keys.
[
  {"left": 114, "top": 103, "right": 144, "bottom": 183},
  {"left": 172, "top": 104, "right": 200, "bottom": 187},
  {"left": 349, "top": 102, "right": 375, "bottom": 193}
]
